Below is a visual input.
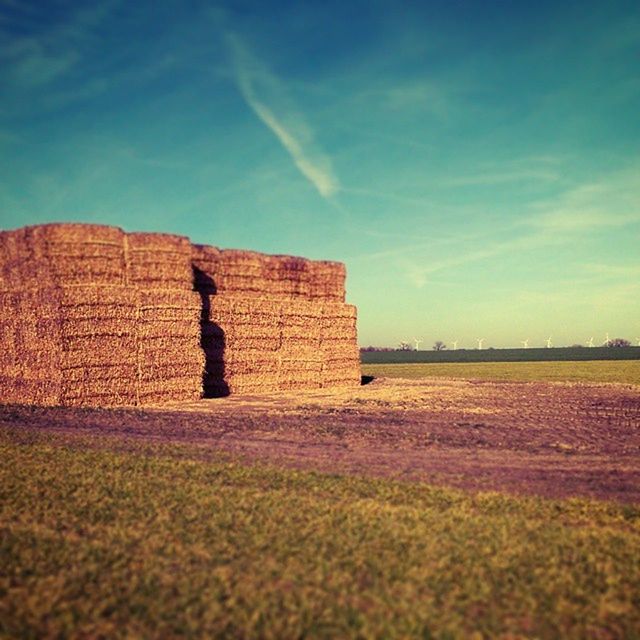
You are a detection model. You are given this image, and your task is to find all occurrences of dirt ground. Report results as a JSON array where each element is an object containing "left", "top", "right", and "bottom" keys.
[{"left": 2, "top": 376, "right": 640, "bottom": 503}]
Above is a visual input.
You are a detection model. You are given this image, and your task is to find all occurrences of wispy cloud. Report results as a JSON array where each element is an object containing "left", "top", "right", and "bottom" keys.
[
  {"left": 348, "top": 164, "right": 640, "bottom": 289},
  {"left": 528, "top": 167, "right": 640, "bottom": 232},
  {"left": 225, "top": 32, "right": 339, "bottom": 199},
  {"left": 443, "top": 169, "right": 560, "bottom": 186},
  {"left": 0, "top": 1, "right": 119, "bottom": 90}
]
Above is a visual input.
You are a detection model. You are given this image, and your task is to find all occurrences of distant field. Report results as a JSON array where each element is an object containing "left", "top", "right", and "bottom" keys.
[
  {"left": 2, "top": 430, "right": 640, "bottom": 638},
  {"left": 361, "top": 360, "right": 640, "bottom": 385},
  {"left": 361, "top": 346, "right": 640, "bottom": 364}
]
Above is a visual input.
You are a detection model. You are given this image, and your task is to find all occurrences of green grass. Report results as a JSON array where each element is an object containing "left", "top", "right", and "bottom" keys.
[
  {"left": 362, "top": 360, "right": 640, "bottom": 385},
  {"left": 2, "top": 428, "right": 640, "bottom": 638},
  {"left": 360, "top": 346, "right": 640, "bottom": 364}
]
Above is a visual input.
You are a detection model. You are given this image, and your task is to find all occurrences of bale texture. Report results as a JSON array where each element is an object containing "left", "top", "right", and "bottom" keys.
[{"left": 1, "top": 223, "right": 359, "bottom": 407}]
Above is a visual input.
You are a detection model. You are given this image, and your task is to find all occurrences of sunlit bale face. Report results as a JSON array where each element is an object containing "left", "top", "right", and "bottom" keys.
[{"left": 0, "top": 223, "right": 360, "bottom": 407}]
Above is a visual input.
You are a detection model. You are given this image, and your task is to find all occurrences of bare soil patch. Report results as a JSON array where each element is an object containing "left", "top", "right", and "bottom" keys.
[{"left": 2, "top": 377, "right": 639, "bottom": 503}]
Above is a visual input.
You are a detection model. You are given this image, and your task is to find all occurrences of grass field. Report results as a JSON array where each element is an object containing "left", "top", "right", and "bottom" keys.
[
  {"left": 2, "top": 429, "right": 640, "bottom": 639},
  {"left": 360, "top": 346, "right": 640, "bottom": 364},
  {"left": 361, "top": 360, "right": 640, "bottom": 386}
]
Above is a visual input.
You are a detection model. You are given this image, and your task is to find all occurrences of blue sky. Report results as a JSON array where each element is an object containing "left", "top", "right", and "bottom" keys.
[{"left": 1, "top": 0, "right": 639, "bottom": 348}]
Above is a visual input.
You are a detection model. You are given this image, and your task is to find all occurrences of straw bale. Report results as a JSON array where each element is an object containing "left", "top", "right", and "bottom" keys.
[
  {"left": 0, "top": 230, "right": 29, "bottom": 288},
  {"left": 281, "top": 298, "right": 321, "bottom": 318},
  {"left": 223, "top": 353, "right": 279, "bottom": 375},
  {"left": 1, "top": 376, "right": 62, "bottom": 406},
  {"left": 277, "top": 339, "right": 321, "bottom": 356},
  {"left": 63, "top": 377, "right": 136, "bottom": 396},
  {"left": 223, "top": 373, "right": 277, "bottom": 394},
  {"left": 139, "top": 365, "right": 203, "bottom": 383},
  {"left": 308, "top": 261, "right": 346, "bottom": 300},
  {"left": 226, "top": 336, "right": 281, "bottom": 351},
  {"left": 279, "top": 362, "right": 322, "bottom": 375},
  {"left": 62, "top": 364, "right": 138, "bottom": 382},
  {"left": 23, "top": 224, "right": 127, "bottom": 286},
  {"left": 42, "top": 243, "right": 124, "bottom": 259},
  {"left": 58, "top": 285, "right": 139, "bottom": 311},
  {"left": 212, "top": 274, "right": 270, "bottom": 295},
  {"left": 62, "top": 336, "right": 139, "bottom": 367},
  {"left": 27, "top": 223, "right": 125, "bottom": 245},
  {"left": 61, "top": 389, "right": 138, "bottom": 407},
  {"left": 139, "top": 388, "right": 201, "bottom": 404},
  {"left": 279, "top": 325, "right": 320, "bottom": 341},
  {"left": 126, "top": 231, "right": 191, "bottom": 251},
  {"left": 138, "top": 322, "right": 201, "bottom": 341},
  {"left": 321, "top": 302, "right": 357, "bottom": 319},
  {"left": 138, "top": 378, "right": 202, "bottom": 398},
  {"left": 46, "top": 256, "right": 125, "bottom": 285},
  {"left": 139, "top": 341, "right": 202, "bottom": 366},
  {"left": 126, "top": 232, "right": 193, "bottom": 290},
  {"left": 60, "top": 318, "right": 136, "bottom": 337},
  {"left": 138, "top": 289, "right": 201, "bottom": 318},
  {"left": 222, "top": 321, "right": 281, "bottom": 338},
  {"left": 218, "top": 249, "right": 265, "bottom": 276},
  {"left": 320, "top": 338, "right": 359, "bottom": 352},
  {"left": 206, "top": 294, "right": 282, "bottom": 323},
  {"left": 60, "top": 324, "right": 137, "bottom": 344}
]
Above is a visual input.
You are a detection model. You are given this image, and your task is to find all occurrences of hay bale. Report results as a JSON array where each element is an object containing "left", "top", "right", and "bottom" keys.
[
  {"left": 136, "top": 288, "right": 204, "bottom": 404},
  {"left": 25, "top": 223, "right": 127, "bottom": 286},
  {"left": 264, "top": 255, "right": 311, "bottom": 297},
  {"left": 308, "top": 261, "right": 346, "bottom": 301},
  {"left": 58, "top": 285, "right": 139, "bottom": 320},
  {"left": 205, "top": 250, "right": 269, "bottom": 295},
  {"left": 2, "top": 223, "right": 359, "bottom": 404},
  {"left": 126, "top": 232, "right": 192, "bottom": 291},
  {"left": 0, "top": 228, "right": 34, "bottom": 289},
  {"left": 0, "top": 287, "right": 64, "bottom": 406}
]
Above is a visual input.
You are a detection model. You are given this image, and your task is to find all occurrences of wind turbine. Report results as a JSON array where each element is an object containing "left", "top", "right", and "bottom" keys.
[
  {"left": 413, "top": 337, "right": 422, "bottom": 351},
  {"left": 587, "top": 337, "right": 594, "bottom": 347},
  {"left": 520, "top": 339, "right": 529, "bottom": 349},
  {"left": 451, "top": 340, "right": 458, "bottom": 350},
  {"left": 477, "top": 338, "right": 484, "bottom": 350},
  {"left": 604, "top": 332, "right": 610, "bottom": 345},
  {"left": 636, "top": 338, "right": 640, "bottom": 347},
  {"left": 546, "top": 336, "right": 552, "bottom": 348}
]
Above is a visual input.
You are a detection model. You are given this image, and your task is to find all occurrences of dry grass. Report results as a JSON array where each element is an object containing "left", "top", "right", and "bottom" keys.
[{"left": 2, "top": 427, "right": 639, "bottom": 638}]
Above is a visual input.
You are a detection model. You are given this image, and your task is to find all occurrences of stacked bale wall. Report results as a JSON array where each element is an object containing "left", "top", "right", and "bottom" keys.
[{"left": 1, "top": 223, "right": 359, "bottom": 407}]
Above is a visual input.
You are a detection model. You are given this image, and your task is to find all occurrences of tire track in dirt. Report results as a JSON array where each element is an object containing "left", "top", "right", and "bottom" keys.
[{"left": 2, "top": 377, "right": 639, "bottom": 503}]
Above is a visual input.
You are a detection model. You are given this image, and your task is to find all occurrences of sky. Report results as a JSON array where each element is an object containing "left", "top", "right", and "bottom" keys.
[{"left": 1, "top": 0, "right": 639, "bottom": 349}]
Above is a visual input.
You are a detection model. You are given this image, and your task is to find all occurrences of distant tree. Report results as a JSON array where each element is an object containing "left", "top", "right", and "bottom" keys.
[
  {"left": 569, "top": 344, "right": 584, "bottom": 348},
  {"left": 606, "top": 338, "right": 631, "bottom": 348},
  {"left": 432, "top": 341, "right": 447, "bottom": 351},
  {"left": 398, "top": 342, "right": 412, "bottom": 351}
]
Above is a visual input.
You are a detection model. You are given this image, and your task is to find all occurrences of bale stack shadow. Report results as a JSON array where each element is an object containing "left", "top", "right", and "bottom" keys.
[{"left": 1, "top": 223, "right": 360, "bottom": 407}]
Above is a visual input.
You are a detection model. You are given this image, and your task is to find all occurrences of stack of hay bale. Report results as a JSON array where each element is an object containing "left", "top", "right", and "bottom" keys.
[
  {"left": 1, "top": 222, "right": 359, "bottom": 407},
  {"left": 191, "top": 245, "right": 360, "bottom": 395},
  {"left": 127, "top": 233, "right": 203, "bottom": 404},
  {"left": 29, "top": 225, "right": 141, "bottom": 406},
  {"left": 0, "top": 285, "right": 63, "bottom": 406}
]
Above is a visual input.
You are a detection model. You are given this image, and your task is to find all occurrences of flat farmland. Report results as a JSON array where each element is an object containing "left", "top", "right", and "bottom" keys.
[
  {"left": 2, "top": 369, "right": 640, "bottom": 638},
  {"left": 362, "top": 359, "right": 640, "bottom": 385}
]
